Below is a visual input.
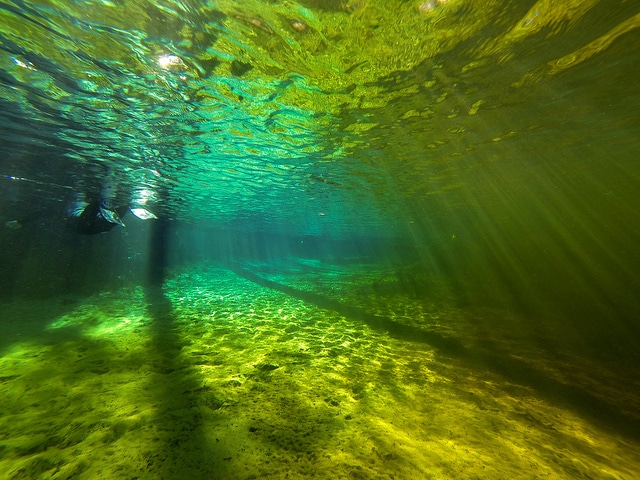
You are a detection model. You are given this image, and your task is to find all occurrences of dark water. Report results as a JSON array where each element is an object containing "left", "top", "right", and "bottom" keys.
[{"left": 2, "top": 0, "right": 640, "bottom": 478}]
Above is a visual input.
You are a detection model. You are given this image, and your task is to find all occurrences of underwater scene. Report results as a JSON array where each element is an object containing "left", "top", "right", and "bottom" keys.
[{"left": 2, "top": 0, "right": 640, "bottom": 478}]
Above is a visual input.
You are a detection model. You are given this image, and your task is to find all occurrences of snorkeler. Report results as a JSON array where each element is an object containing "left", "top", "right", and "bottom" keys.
[
  {"left": 66, "top": 176, "right": 157, "bottom": 235},
  {"left": 66, "top": 195, "right": 128, "bottom": 235},
  {"left": 3, "top": 174, "right": 157, "bottom": 235}
]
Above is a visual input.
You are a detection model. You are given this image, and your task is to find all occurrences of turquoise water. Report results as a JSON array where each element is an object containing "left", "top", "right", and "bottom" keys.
[{"left": 1, "top": 0, "right": 640, "bottom": 478}]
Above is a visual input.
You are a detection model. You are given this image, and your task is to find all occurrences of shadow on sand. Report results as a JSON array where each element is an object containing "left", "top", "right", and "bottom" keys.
[
  {"left": 229, "top": 263, "right": 640, "bottom": 443},
  {"left": 143, "top": 220, "right": 218, "bottom": 479}
]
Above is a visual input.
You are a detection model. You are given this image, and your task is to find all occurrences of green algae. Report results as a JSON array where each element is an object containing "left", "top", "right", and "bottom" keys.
[{"left": 1, "top": 263, "right": 639, "bottom": 479}]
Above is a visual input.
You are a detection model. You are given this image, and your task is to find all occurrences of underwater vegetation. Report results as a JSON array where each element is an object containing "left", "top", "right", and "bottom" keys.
[{"left": 1, "top": 262, "right": 639, "bottom": 478}]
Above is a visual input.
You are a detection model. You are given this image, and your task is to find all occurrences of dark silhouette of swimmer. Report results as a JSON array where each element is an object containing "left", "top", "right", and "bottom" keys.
[
  {"left": 63, "top": 172, "right": 157, "bottom": 234},
  {"left": 67, "top": 198, "right": 129, "bottom": 235},
  {"left": 3, "top": 174, "right": 156, "bottom": 234}
]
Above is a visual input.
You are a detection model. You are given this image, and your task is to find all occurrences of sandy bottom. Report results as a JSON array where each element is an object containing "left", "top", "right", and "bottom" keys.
[{"left": 1, "top": 261, "right": 639, "bottom": 479}]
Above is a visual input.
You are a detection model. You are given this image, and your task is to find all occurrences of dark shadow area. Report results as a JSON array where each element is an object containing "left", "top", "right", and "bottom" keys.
[
  {"left": 0, "top": 298, "right": 88, "bottom": 355},
  {"left": 0, "top": 214, "right": 150, "bottom": 300},
  {"left": 228, "top": 263, "right": 466, "bottom": 355},
  {"left": 143, "top": 219, "right": 216, "bottom": 479},
  {"left": 229, "top": 263, "right": 640, "bottom": 443},
  {"left": 146, "top": 220, "right": 170, "bottom": 288}
]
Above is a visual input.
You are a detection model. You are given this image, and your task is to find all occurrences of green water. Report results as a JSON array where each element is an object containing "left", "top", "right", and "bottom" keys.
[{"left": 1, "top": 0, "right": 640, "bottom": 478}]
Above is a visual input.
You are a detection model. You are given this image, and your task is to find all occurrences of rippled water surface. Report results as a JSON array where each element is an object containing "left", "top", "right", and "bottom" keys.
[{"left": 2, "top": 0, "right": 637, "bottom": 227}]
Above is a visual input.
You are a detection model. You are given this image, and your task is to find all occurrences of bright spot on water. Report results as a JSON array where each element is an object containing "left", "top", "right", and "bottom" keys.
[{"left": 157, "top": 54, "right": 184, "bottom": 70}]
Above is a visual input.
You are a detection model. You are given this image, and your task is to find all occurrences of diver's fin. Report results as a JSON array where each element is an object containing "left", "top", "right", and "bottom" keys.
[
  {"left": 68, "top": 194, "right": 88, "bottom": 218},
  {"left": 130, "top": 207, "right": 157, "bottom": 220},
  {"left": 4, "top": 220, "right": 21, "bottom": 230},
  {"left": 68, "top": 207, "right": 85, "bottom": 218},
  {"left": 99, "top": 205, "right": 125, "bottom": 226}
]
